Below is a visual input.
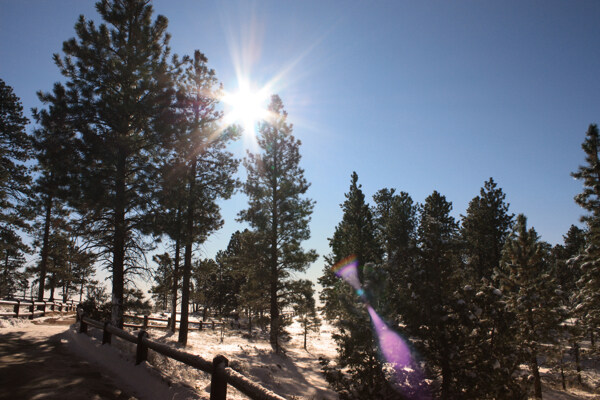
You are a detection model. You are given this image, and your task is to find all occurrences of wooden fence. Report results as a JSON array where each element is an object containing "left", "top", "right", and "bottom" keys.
[
  {"left": 123, "top": 313, "right": 227, "bottom": 331},
  {"left": 0, "top": 298, "right": 78, "bottom": 319},
  {"left": 78, "top": 309, "right": 286, "bottom": 400}
]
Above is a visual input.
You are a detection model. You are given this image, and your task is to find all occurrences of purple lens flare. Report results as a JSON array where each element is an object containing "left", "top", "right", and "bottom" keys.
[{"left": 331, "top": 255, "right": 430, "bottom": 399}]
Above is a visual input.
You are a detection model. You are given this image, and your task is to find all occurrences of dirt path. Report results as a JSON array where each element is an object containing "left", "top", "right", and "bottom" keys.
[{"left": 0, "top": 317, "right": 137, "bottom": 400}]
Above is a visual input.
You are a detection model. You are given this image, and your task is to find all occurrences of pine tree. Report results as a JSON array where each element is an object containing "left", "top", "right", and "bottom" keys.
[
  {"left": 497, "top": 214, "right": 560, "bottom": 398},
  {"left": 461, "top": 178, "right": 513, "bottom": 283},
  {"left": 31, "top": 83, "right": 79, "bottom": 300},
  {"left": 318, "top": 174, "right": 398, "bottom": 399},
  {"left": 226, "top": 229, "right": 269, "bottom": 333},
  {"left": 411, "top": 191, "right": 462, "bottom": 399},
  {"left": 372, "top": 188, "right": 418, "bottom": 319},
  {"left": 0, "top": 79, "right": 32, "bottom": 297},
  {"left": 289, "top": 279, "right": 320, "bottom": 350},
  {"left": 238, "top": 95, "right": 317, "bottom": 352},
  {"left": 571, "top": 124, "right": 600, "bottom": 345},
  {"left": 52, "top": 0, "right": 177, "bottom": 327},
  {"left": 172, "top": 50, "right": 239, "bottom": 346},
  {"left": 150, "top": 252, "right": 173, "bottom": 310}
]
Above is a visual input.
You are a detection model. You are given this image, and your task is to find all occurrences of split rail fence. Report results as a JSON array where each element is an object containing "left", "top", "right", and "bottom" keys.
[
  {"left": 123, "top": 313, "right": 225, "bottom": 331},
  {"left": 0, "top": 298, "right": 78, "bottom": 319},
  {"left": 77, "top": 309, "right": 286, "bottom": 400}
]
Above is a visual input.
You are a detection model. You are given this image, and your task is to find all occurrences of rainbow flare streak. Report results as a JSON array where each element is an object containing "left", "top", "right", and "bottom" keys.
[
  {"left": 332, "top": 255, "right": 362, "bottom": 293},
  {"left": 332, "top": 255, "right": 429, "bottom": 399}
]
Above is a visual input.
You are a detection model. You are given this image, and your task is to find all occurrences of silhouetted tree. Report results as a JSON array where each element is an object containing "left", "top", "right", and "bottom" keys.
[{"left": 239, "top": 95, "right": 317, "bottom": 352}]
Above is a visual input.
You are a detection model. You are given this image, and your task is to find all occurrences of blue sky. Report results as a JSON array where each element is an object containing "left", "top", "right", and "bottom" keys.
[{"left": 1, "top": 1, "right": 599, "bottom": 289}]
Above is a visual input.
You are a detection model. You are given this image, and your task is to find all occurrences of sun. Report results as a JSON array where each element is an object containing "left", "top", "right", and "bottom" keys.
[{"left": 222, "top": 79, "right": 270, "bottom": 137}]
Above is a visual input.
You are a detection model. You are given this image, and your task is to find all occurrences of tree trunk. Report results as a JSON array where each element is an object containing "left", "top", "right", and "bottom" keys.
[
  {"left": 48, "top": 273, "right": 55, "bottom": 302},
  {"left": 79, "top": 280, "right": 84, "bottom": 303},
  {"left": 560, "top": 350, "right": 566, "bottom": 390},
  {"left": 531, "top": 350, "right": 542, "bottom": 399},
  {"left": 303, "top": 322, "right": 307, "bottom": 350},
  {"left": 38, "top": 194, "right": 53, "bottom": 301},
  {"left": 111, "top": 153, "right": 126, "bottom": 329},
  {"left": 178, "top": 157, "right": 196, "bottom": 346},
  {"left": 170, "top": 222, "right": 181, "bottom": 332},
  {"left": 574, "top": 342, "right": 582, "bottom": 385}
]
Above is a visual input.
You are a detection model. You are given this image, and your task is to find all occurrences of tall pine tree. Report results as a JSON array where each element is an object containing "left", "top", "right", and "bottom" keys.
[
  {"left": 238, "top": 95, "right": 317, "bottom": 352},
  {"left": 51, "top": 0, "right": 176, "bottom": 327},
  {"left": 171, "top": 50, "right": 239, "bottom": 346},
  {"left": 497, "top": 214, "right": 560, "bottom": 399},
  {"left": 0, "top": 79, "right": 32, "bottom": 298},
  {"left": 461, "top": 178, "right": 513, "bottom": 283},
  {"left": 318, "top": 173, "right": 397, "bottom": 399},
  {"left": 571, "top": 123, "right": 600, "bottom": 344}
]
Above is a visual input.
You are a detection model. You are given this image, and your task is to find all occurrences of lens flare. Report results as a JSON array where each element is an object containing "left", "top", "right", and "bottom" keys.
[
  {"left": 332, "top": 255, "right": 429, "bottom": 399},
  {"left": 332, "top": 255, "right": 362, "bottom": 294}
]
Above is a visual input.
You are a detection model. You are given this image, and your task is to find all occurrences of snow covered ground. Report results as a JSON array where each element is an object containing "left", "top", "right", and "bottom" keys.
[
  {"left": 2, "top": 314, "right": 599, "bottom": 399},
  {"left": 142, "top": 316, "right": 339, "bottom": 399}
]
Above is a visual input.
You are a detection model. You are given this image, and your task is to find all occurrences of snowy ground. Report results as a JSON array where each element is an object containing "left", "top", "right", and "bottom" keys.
[
  {"left": 2, "top": 314, "right": 599, "bottom": 399},
  {"left": 141, "top": 316, "right": 339, "bottom": 400}
]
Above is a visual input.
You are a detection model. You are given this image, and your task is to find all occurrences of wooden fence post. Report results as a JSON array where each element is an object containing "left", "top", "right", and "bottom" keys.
[
  {"left": 14, "top": 300, "right": 20, "bottom": 318},
  {"left": 143, "top": 315, "right": 148, "bottom": 330},
  {"left": 102, "top": 321, "right": 112, "bottom": 345},
  {"left": 212, "top": 321, "right": 215, "bottom": 330},
  {"left": 210, "top": 355, "right": 228, "bottom": 400},
  {"left": 79, "top": 312, "right": 88, "bottom": 333},
  {"left": 199, "top": 321, "right": 203, "bottom": 330},
  {"left": 136, "top": 330, "right": 149, "bottom": 365},
  {"left": 29, "top": 303, "right": 34, "bottom": 320},
  {"left": 41, "top": 301, "right": 46, "bottom": 316}
]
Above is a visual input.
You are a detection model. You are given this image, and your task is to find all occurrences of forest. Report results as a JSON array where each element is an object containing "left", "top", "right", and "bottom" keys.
[{"left": 0, "top": 1, "right": 599, "bottom": 399}]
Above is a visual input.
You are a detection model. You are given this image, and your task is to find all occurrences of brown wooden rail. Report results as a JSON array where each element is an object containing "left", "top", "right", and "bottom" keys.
[
  {"left": 77, "top": 309, "right": 287, "bottom": 400},
  {"left": 0, "top": 298, "right": 78, "bottom": 319},
  {"left": 123, "top": 313, "right": 224, "bottom": 331}
]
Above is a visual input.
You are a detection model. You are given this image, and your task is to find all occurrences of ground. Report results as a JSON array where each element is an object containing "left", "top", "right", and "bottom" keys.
[
  {"left": 0, "top": 315, "right": 136, "bottom": 400},
  {"left": 1, "top": 312, "right": 599, "bottom": 399}
]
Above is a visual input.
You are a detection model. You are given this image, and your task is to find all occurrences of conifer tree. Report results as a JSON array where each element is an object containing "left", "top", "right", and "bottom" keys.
[
  {"left": 372, "top": 188, "right": 418, "bottom": 318},
  {"left": 51, "top": 0, "right": 177, "bottom": 327},
  {"left": 289, "top": 279, "right": 320, "bottom": 350},
  {"left": 0, "top": 79, "right": 32, "bottom": 297},
  {"left": 150, "top": 252, "right": 173, "bottom": 310},
  {"left": 318, "top": 173, "right": 397, "bottom": 399},
  {"left": 411, "top": 191, "right": 461, "bottom": 399},
  {"left": 497, "top": 214, "right": 560, "bottom": 399},
  {"left": 239, "top": 95, "right": 317, "bottom": 352},
  {"left": 571, "top": 124, "right": 600, "bottom": 344},
  {"left": 172, "top": 50, "right": 239, "bottom": 346},
  {"left": 31, "top": 83, "right": 78, "bottom": 300},
  {"left": 461, "top": 178, "right": 513, "bottom": 283}
]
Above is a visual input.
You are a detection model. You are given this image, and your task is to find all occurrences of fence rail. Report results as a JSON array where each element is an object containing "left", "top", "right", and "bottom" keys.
[
  {"left": 123, "top": 313, "right": 225, "bottom": 331},
  {"left": 0, "top": 298, "right": 78, "bottom": 319},
  {"left": 77, "top": 309, "right": 286, "bottom": 400}
]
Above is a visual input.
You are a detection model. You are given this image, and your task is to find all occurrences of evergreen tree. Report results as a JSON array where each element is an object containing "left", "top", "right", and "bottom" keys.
[
  {"left": 289, "top": 279, "right": 320, "bottom": 350},
  {"left": 31, "top": 83, "right": 78, "bottom": 300},
  {"left": 226, "top": 229, "right": 269, "bottom": 332},
  {"left": 372, "top": 188, "right": 418, "bottom": 319},
  {"left": 571, "top": 124, "right": 600, "bottom": 344},
  {"left": 172, "top": 50, "right": 239, "bottom": 346},
  {"left": 497, "top": 214, "right": 560, "bottom": 399},
  {"left": 150, "top": 252, "right": 173, "bottom": 310},
  {"left": 238, "top": 95, "right": 317, "bottom": 352},
  {"left": 0, "top": 79, "right": 32, "bottom": 297},
  {"left": 318, "top": 173, "right": 397, "bottom": 399},
  {"left": 51, "top": 0, "right": 177, "bottom": 327},
  {"left": 411, "top": 190, "right": 461, "bottom": 399},
  {"left": 461, "top": 178, "right": 513, "bottom": 283}
]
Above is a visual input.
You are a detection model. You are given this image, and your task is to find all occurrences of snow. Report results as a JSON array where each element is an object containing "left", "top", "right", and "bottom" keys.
[{"left": 143, "top": 315, "right": 339, "bottom": 399}]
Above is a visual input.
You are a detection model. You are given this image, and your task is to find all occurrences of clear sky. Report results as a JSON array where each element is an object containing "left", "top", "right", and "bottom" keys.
[{"left": 1, "top": 1, "right": 599, "bottom": 290}]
